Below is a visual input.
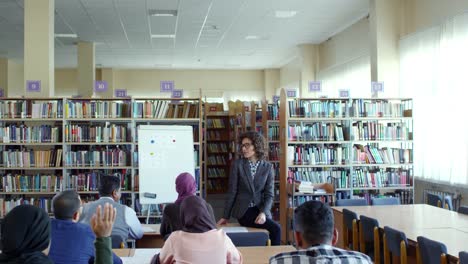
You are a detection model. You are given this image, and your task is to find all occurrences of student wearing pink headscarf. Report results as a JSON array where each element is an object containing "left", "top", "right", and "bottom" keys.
[{"left": 159, "top": 172, "right": 215, "bottom": 240}]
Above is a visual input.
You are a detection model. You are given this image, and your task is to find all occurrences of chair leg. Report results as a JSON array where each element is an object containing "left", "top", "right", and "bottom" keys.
[
  {"left": 374, "top": 227, "right": 380, "bottom": 264},
  {"left": 441, "top": 253, "right": 447, "bottom": 264},
  {"left": 343, "top": 227, "right": 349, "bottom": 250},
  {"left": 352, "top": 220, "right": 359, "bottom": 251},
  {"left": 383, "top": 234, "right": 390, "bottom": 264},
  {"left": 359, "top": 221, "right": 366, "bottom": 253},
  {"left": 437, "top": 200, "right": 442, "bottom": 208},
  {"left": 400, "top": 240, "right": 407, "bottom": 264},
  {"left": 267, "top": 239, "right": 271, "bottom": 246},
  {"left": 416, "top": 244, "right": 421, "bottom": 264}
]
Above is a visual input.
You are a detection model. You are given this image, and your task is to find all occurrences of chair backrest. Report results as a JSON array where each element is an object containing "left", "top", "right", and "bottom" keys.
[
  {"left": 360, "top": 215, "right": 379, "bottom": 243},
  {"left": 458, "top": 206, "right": 468, "bottom": 215},
  {"left": 426, "top": 193, "right": 443, "bottom": 208},
  {"left": 343, "top": 209, "right": 358, "bottom": 230},
  {"left": 444, "top": 196, "right": 453, "bottom": 210},
  {"left": 384, "top": 226, "right": 408, "bottom": 256},
  {"left": 371, "top": 197, "right": 400, "bottom": 206},
  {"left": 111, "top": 235, "right": 126, "bottom": 248},
  {"left": 226, "top": 232, "right": 269, "bottom": 247},
  {"left": 460, "top": 251, "right": 468, "bottom": 264},
  {"left": 336, "top": 199, "right": 368, "bottom": 206},
  {"left": 417, "top": 236, "right": 447, "bottom": 264}
]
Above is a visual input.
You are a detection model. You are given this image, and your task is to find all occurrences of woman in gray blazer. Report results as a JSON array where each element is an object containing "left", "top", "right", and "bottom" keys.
[{"left": 217, "top": 131, "right": 281, "bottom": 245}]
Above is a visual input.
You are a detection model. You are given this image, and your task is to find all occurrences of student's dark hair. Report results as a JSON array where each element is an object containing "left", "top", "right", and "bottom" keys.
[
  {"left": 294, "top": 200, "right": 334, "bottom": 245},
  {"left": 238, "top": 131, "right": 266, "bottom": 160},
  {"left": 52, "top": 190, "right": 81, "bottom": 220},
  {"left": 99, "top": 175, "right": 121, "bottom": 197}
]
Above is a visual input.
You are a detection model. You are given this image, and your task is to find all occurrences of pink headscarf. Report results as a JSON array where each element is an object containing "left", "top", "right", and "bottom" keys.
[{"left": 174, "top": 172, "right": 197, "bottom": 205}]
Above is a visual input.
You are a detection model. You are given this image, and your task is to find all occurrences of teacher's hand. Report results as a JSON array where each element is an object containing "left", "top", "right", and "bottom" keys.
[
  {"left": 217, "top": 218, "right": 228, "bottom": 225},
  {"left": 255, "top": 212, "right": 266, "bottom": 225}
]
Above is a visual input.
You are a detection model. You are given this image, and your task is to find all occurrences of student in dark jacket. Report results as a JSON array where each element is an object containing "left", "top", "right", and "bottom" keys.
[
  {"left": 160, "top": 172, "right": 215, "bottom": 240},
  {"left": 48, "top": 190, "right": 122, "bottom": 264}
]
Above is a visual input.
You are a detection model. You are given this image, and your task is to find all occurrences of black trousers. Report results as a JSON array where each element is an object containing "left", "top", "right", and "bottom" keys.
[{"left": 237, "top": 206, "right": 281, "bottom": 246}]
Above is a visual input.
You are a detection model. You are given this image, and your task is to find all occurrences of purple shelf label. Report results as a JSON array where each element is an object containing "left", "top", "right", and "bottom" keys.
[
  {"left": 339, "top": 89, "right": 350, "bottom": 98},
  {"left": 94, "top": 81, "right": 108, "bottom": 92},
  {"left": 286, "top": 89, "right": 297, "bottom": 98},
  {"left": 272, "top": 95, "right": 280, "bottom": 104},
  {"left": 26, "top": 80, "right": 41, "bottom": 92},
  {"left": 115, "top": 89, "right": 127, "bottom": 98},
  {"left": 371, "top": 81, "right": 384, "bottom": 92},
  {"left": 172, "top": 89, "right": 183, "bottom": 98},
  {"left": 308, "top": 81, "right": 321, "bottom": 92},
  {"left": 0, "top": 88, "right": 3, "bottom": 97},
  {"left": 160, "top": 81, "right": 174, "bottom": 92}
]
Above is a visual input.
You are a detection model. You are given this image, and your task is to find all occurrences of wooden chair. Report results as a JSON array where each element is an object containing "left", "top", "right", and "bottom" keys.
[
  {"left": 336, "top": 198, "right": 368, "bottom": 206},
  {"left": 416, "top": 236, "right": 447, "bottom": 264},
  {"left": 343, "top": 209, "right": 359, "bottom": 251},
  {"left": 458, "top": 206, "right": 468, "bottom": 215},
  {"left": 111, "top": 235, "right": 126, "bottom": 249},
  {"left": 383, "top": 226, "right": 408, "bottom": 264},
  {"left": 226, "top": 232, "right": 270, "bottom": 247},
  {"left": 359, "top": 215, "right": 381, "bottom": 264},
  {"left": 371, "top": 197, "right": 400, "bottom": 206},
  {"left": 459, "top": 251, "right": 468, "bottom": 264},
  {"left": 427, "top": 193, "right": 443, "bottom": 208}
]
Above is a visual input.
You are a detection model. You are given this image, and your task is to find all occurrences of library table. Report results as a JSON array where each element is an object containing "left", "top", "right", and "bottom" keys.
[
  {"left": 114, "top": 245, "right": 295, "bottom": 264},
  {"left": 137, "top": 223, "right": 269, "bottom": 248},
  {"left": 333, "top": 204, "right": 468, "bottom": 262}
]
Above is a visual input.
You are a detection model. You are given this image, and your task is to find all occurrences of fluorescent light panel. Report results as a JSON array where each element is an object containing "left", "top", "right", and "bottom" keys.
[
  {"left": 149, "top": 9, "right": 178, "bottom": 17},
  {"left": 55, "top": 33, "right": 77, "bottom": 38},
  {"left": 151, "top": 34, "right": 175, "bottom": 38},
  {"left": 275, "top": 11, "right": 297, "bottom": 18},
  {"left": 245, "top": 35, "right": 260, "bottom": 40}
]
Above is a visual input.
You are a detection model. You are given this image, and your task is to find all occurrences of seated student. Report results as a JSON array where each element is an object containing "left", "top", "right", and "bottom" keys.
[
  {"left": 0, "top": 204, "right": 52, "bottom": 264},
  {"left": 270, "top": 200, "right": 372, "bottom": 264},
  {"left": 160, "top": 172, "right": 215, "bottom": 240},
  {"left": 48, "top": 190, "right": 122, "bottom": 264},
  {"left": 80, "top": 175, "right": 143, "bottom": 244},
  {"left": 152, "top": 195, "right": 242, "bottom": 264}
]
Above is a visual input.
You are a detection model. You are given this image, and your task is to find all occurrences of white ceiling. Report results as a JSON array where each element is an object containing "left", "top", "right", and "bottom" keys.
[{"left": 0, "top": 0, "right": 369, "bottom": 69}]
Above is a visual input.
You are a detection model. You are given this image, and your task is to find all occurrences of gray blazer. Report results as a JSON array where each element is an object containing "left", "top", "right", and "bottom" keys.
[{"left": 223, "top": 158, "right": 274, "bottom": 219}]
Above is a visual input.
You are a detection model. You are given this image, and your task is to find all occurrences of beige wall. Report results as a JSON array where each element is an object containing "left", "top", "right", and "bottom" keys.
[
  {"left": 319, "top": 17, "right": 370, "bottom": 71},
  {"left": 7, "top": 61, "right": 24, "bottom": 97},
  {"left": 403, "top": 0, "right": 468, "bottom": 36},
  {"left": 264, "top": 69, "right": 280, "bottom": 102},
  {"left": 55, "top": 68, "right": 78, "bottom": 96},
  {"left": 279, "top": 57, "right": 301, "bottom": 92}
]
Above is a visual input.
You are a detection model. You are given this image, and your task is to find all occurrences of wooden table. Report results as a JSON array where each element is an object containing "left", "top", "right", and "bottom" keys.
[
  {"left": 333, "top": 204, "right": 468, "bottom": 262},
  {"left": 136, "top": 223, "right": 269, "bottom": 248},
  {"left": 114, "top": 245, "right": 295, "bottom": 264}
]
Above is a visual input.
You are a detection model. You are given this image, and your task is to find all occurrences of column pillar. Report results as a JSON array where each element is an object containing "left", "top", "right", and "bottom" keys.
[
  {"left": 24, "top": 0, "right": 54, "bottom": 97},
  {"left": 297, "top": 44, "right": 319, "bottom": 97},
  {"left": 0, "top": 58, "right": 7, "bottom": 97},
  {"left": 77, "top": 41, "right": 95, "bottom": 97},
  {"left": 369, "top": 0, "right": 401, "bottom": 97}
]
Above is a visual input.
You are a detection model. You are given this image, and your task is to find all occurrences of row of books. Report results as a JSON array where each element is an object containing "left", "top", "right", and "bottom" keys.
[
  {"left": 288, "top": 167, "right": 345, "bottom": 185},
  {"left": 207, "top": 168, "right": 227, "bottom": 178},
  {"left": 349, "top": 190, "right": 413, "bottom": 205},
  {"left": 207, "top": 143, "right": 228, "bottom": 153},
  {"left": 1, "top": 125, "right": 60, "bottom": 143},
  {"left": 268, "top": 143, "right": 280, "bottom": 161},
  {"left": 206, "top": 179, "right": 227, "bottom": 193},
  {"left": 63, "top": 172, "right": 132, "bottom": 191},
  {"left": 0, "top": 101, "right": 63, "bottom": 119},
  {"left": 64, "top": 124, "right": 130, "bottom": 143},
  {"left": 353, "top": 145, "right": 413, "bottom": 164},
  {"left": 352, "top": 168, "right": 412, "bottom": 188},
  {"left": 0, "top": 197, "right": 52, "bottom": 217},
  {"left": 289, "top": 195, "right": 332, "bottom": 207},
  {"left": 65, "top": 101, "right": 131, "bottom": 118},
  {"left": 133, "top": 101, "right": 199, "bottom": 119},
  {"left": 288, "top": 100, "right": 348, "bottom": 118},
  {"left": 206, "top": 131, "right": 227, "bottom": 141},
  {"left": 1, "top": 174, "right": 62, "bottom": 192},
  {"left": 268, "top": 125, "right": 279, "bottom": 141},
  {"left": 1, "top": 149, "right": 62, "bottom": 168},
  {"left": 64, "top": 149, "right": 129, "bottom": 167},
  {"left": 352, "top": 100, "right": 409, "bottom": 118},
  {"left": 288, "top": 123, "right": 346, "bottom": 141},
  {"left": 207, "top": 118, "right": 227, "bottom": 129},
  {"left": 287, "top": 145, "right": 350, "bottom": 165},
  {"left": 207, "top": 155, "right": 227, "bottom": 165},
  {"left": 268, "top": 104, "right": 279, "bottom": 120},
  {"left": 350, "top": 121, "right": 411, "bottom": 141}
]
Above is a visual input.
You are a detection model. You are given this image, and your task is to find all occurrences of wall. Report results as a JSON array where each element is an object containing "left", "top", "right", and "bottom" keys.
[
  {"left": 55, "top": 69, "right": 78, "bottom": 96},
  {"left": 7, "top": 61, "right": 24, "bottom": 97},
  {"left": 279, "top": 57, "right": 300, "bottom": 92}
]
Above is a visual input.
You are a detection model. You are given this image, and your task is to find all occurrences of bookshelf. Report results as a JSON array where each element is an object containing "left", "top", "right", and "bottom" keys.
[
  {"left": 278, "top": 89, "right": 414, "bottom": 243},
  {"left": 0, "top": 96, "right": 203, "bottom": 219}
]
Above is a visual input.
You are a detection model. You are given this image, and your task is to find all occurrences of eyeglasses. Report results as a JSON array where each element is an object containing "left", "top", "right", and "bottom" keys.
[{"left": 240, "top": 143, "right": 253, "bottom": 149}]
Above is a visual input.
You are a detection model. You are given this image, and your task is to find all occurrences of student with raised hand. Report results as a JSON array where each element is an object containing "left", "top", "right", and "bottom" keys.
[
  {"left": 91, "top": 203, "right": 118, "bottom": 264},
  {"left": 160, "top": 172, "right": 215, "bottom": 240},
  {"left": 48, "top": 190, "right": 122, "bottom": 264},
  {"left": 79, "top": 175, "right": 143, "bottom": 245},
  {"left": 269, "top": 200, "right": 372, "bottom": 264},
  {"left": 0, "top": 204, "right": 52, "bottom": 264},
  {"left": 217, "top": 131, "right": 281, "bottom": 245},
  {"left": 152, "top": 195, "right": 242, "bottom": 264}
]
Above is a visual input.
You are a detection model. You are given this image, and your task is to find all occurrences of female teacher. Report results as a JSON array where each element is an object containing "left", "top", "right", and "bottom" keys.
[{"left": 217, "top": 131, "right": 281, "bottom": 245}]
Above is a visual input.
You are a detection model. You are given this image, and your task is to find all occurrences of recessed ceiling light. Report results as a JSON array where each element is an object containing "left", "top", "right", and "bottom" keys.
[
  {"left": 148, "top": 9, "right": 178, "bottom": 17},
  {"left": 55, "top": 33, "right": 78, "bottom": 38},
  {"left": 151, "top": 34, "right": 176, "bottom": 38},
  {"left": 275, "top": 11, "right": 297, "bottom": 18},
  {"left": 245, "top": 35, "right": 260, "bottom": 40}
]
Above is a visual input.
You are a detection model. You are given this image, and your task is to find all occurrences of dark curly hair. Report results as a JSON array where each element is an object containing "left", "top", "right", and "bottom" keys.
[{"left": 238, "top": 131, "right": 266, "bottom": 160}]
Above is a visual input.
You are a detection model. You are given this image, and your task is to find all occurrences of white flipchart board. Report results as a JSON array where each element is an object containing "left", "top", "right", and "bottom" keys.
[{"left": 138, "top": 125, "right": 195, "bottom": 204}]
